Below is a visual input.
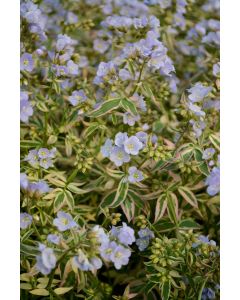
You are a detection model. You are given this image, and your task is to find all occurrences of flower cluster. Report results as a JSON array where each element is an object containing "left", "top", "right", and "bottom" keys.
[
  {"left": 101, "top": 132, "right": 145, "bottom": 166},
  {"left": 24, "top": 148, "right": 56, "bottom": 169},
  {"left": 136, "top": 228, "right": 154, "bottom": 251}
]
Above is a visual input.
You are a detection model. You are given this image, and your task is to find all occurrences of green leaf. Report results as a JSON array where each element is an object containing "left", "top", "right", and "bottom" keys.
[
  {"left": 209, "top": 133, "right": 220, "bottom": 151},
  {"left": 54, "top": 191, "right": 65, "bottom": 212},
  {"left": 88, "top": 98, "right": 121, "bottom": 118},
  {"left": 64, "top": 190, "right": 75, "bottom": 211},
  {"left": 179, "top": 219, "right": 200, "bottom": 229},
  {"left": 20, "top": 140, "right": 41, "bottom": 148},
  {"left": 67, "top": 183, "right": 90, "bottom": 194},
  {"left": 84, "top": 122, "right": 106, "bottom": 138},
  {"left": 20, "top": 283, "right": 32, "bottom": 290},
  {"left": 36, "top": 101, "right": 49, "bottom": 112},
  {"left": 101, "top": 178, "right": 129, "bottom": 208},
  {"left": 178, "top": 186, "right": 198, "bottom": 208},
  {"left": 121, "top": 197, "right": 135, "bottom": 222},
  {"left": 167, "top": 192, "right": 178, "bottom": 225},
  {"left": 198, "top": 162, "right": 210, "bottom": 176},
  {"left": 30, "top": 289, "right": 49, "bottom": 296},
  {"left": 121, "top": 98, "right": 138, "bottom": 116},
  {"left": 154, "top": 194, "right": 167, "bottom": 223},
  {"left": 154, "top": 219, "right": 176, "bottom": 232},
  {"left": 54, "top": 287, "right": 73, "bottom": 295},
  {"left": 161, "top": 281, "right": 171, "bottom": 300}
]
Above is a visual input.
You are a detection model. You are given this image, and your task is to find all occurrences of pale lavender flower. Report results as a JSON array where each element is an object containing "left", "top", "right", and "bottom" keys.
[
  {"left": 119, "top": 69, "right": 132, "bottom": 81},
  {"left": 66, "top": 11, "right": 78, "bottom": 24},
  {"left": 110, "top": 244, "right": 131, "bottom": 269},
  {"left": 38, "top": 148, "right": 50, "bottom": 159},
  {"left": 39, "top": 157, "right": 53, "bottom": 169},
  {"left": 56, "top": 34, "right": 74, "bottom": 52},
  {"left": 20, "top": 99, "right": 33, "bottom": 123},
  {"left": 138, "top": 228, "right": 154, "bottom": 239},
  {"left": 128, "top": 166, "right": 144, "bottom": 183},
  {"left": 101, "top": 138, "right": 113, "bottom": 158},
  {"left": 67, "top": 60, "right": 79, "bottom": 75},
  {"left": 115, "top": 132, "right": 128, "bottom": 147},
  {"left": 47, "top": 234, "right": 60, "bottom": 245},
  {"left": 136, "top": 237, "right": 150, "bottom": 251},
  {"left": 201, "top": 288, "right": 216, "bottom": 300},
  {"left": 93, "top": 39, "right": 110, "bottom": 54},
  {"left": 109, "top": 146, "right": 130, "bottom": 166},
  {"left": 99, "top": 241, "right": 118, "bottom": 261},
  {"left": 53, "top": 211, "right": 77, "bottom": 232},
  {"left": 68, "top": 90, "right": 87, "bottom": 106},
  {"left": 136, "top": 132, "right": 148, "bottom": 145},
  {"left": 73, "top": 252, "right": 92, "bottom": 271},
  {"left": 31, "top": 180, "right": 50, "bottom": 194},
  {"left": 206, "top": 167, "right": 220, "bottom": 196},
  {"left": 25, "top": 150, "right": 39, "bottom": 167},
  {"left": 89, "top": 257, "right": 103, "bottom": 270},
  {"left": 79, "top": 56, "right": 89, "bottom": 68},
  {"left": 21, "top": 53, "right": 34, "bottom": 72},
  {"left": 36, "top": 246, "right": 57, "bottom": 275},
  {"left": 190, "top": 120, "right": 206, "bottom": 138},
  {"left": 130, "top": 93, "right": 147, "bottom": 112},
  {"left": 20, "top": 213, "right": 33, "bottom": 229},
  {"left": 123, "top": 112, "right": 140, "bottom": 126},
  {"left": 188, "top": 83, "right": 212, "bottom": 103},
  {"left": 91, "top": 225, "right": 109, "bottom": 245},
  {"left": 117, "top": 223, "right": 135, "bottom": 246},
  {"left": 124, "top": 136, "right": 143, "bottom": 155},
  {"left": 213, "top": 62, "right": 220, "bottom": 77},
  {"left": 20, "top": 173, "right": 29, "bottom": 189},
  {"left": 202, "top": 148, "right": 216, "bottom": 160},
  {"left": 188, "top": 103, "right": 206, "bottom": 117}
]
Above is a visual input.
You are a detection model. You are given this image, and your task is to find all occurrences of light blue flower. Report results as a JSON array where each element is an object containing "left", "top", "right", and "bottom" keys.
[
  {"left": 101, "top": 138, "right": 113, "bottom": 158},
  {"left": 39, "top": 157, "right": 53, "bottom": 169},
  {"left": 67, "top": 60, "right": 79, "bottom": 76},
  {"left": 119, "top": 69, "right": 132, "bottom": 81},
  {"left": 93, "top": 38, "right": 110, "bottom": 54},
  {"left": 110, "top": 244, "right": 131, "bottom": 270},
  {"left": 205, "top": 167, "right": 220, "bottom": 196},
  {"left": 53, "top": 211, "right": 77, "bottom": 232},
  {"left": 188, "top": 103, "right": 206, "bottom": 117},
  {"left": 138, "top": 228, "right": 154, "bottom": 239},
  {"left": 201, "top": 288, "right": 216, "bottom": 300},
  {"left": 56, "top": 34, "right": 74, "bottom": 52},
  {"left": 213, "top": 62, "right": 220, "bottom": 77},
  {"left": 202, "top": 148, "right": 216, "bottom": 160},
  {"left": 115, "top": 132, "right": 128, "bottom": 147},
  {"left": 123, "top": 112, "right": 140, "bottom": 126},
  {"left": 69, "top": 90, "right": 87, "bottom": 106},
  {"left": 47, "top": 234, "right": 61, "bottom": 245},
  {"left": 136, "top": 228, "right": 154, "bottom": 251},
  {"left": 190, "top": 120, "right": 206, "bottom": 138},
  {"left": 136, "top": 237, "right": 150, "bottom": 251},
  {"left": 29, "top": 180, "right": 50, "bottom": 194},
  {"left": 73, "top": 252, "right": 92, "bottom": 271},
  {"left": 99, "top": 241, "right": 118, "bottom": 261},
  {"left": 25, "top": 150, "right": 39, "bottom": 167},
  {"left": 130, "top": 93, "right": 147, "bottom": 112},
  {"left": 124, "top": 136, "right": 143, "bottom": 155},
  {"left": 188, "top": 82, "right": 212, "bottom": 103},
  {"left": 110, "top": 146, "right": 131, "bottom": 166},
  {"left": 38, "top": 148, "right": 50, "bottom": 159},
  {"left": 21, "top": 53, "right": 34, "bottom": 72},
  {"left": 36, "top": 246, "right": 57, "bottom": 275},
  {"left": 128, "top": 166, "right": 144, "bottom": 183},
  {"left": 89, "top": 257, "right": 103, "bottom": 270},
  {"left": 136, "top": 132, "right": 148, "bottom": 145},
  {"left": 20, "top": 213, "right": 33, "bottom": 229},
  {"left": 20, "top": 98, "right": 33, "bottom": 123},
  {"left": 117, "top": 223, "right": 136, "bottom": 246},
  {"left": 20, "top": 173, "right": 29, "bottom": 189},
  {"left": 91, "top": 225, "right": 109, "bottom": 245}
]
